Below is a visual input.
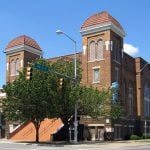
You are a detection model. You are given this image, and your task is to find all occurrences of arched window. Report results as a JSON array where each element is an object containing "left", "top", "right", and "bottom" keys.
[
  {"left": 97, "top": 40, "right": 103, "bottom": 60},
  {"left": 89, "top": 41, "right": 96, "bottom": 61},
  {"left": 128, "top": 83, "right": 134, "bottom": 116},
  {"left": 123, "top": 81, "right": 127, "bottom": 108},
  {"left": 144, "top": 83, "right": 150, "bottom": 116},
  {"left": 15, "top": 58, "right": 20, "bottom": 75},
  {"left": 10, "top": 59, "right": 15, "bottom": 76}
]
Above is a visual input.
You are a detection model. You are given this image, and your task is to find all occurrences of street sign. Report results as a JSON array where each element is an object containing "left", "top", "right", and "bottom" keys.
[
  {"left": 111, "top": 82, "right": 119, "bottom": 89},
  {"left": 33, "top": 63, "right": 49, "bottom": 72},
  {"left": 111, "top": 82, "right": 119, "bottom": 104}
]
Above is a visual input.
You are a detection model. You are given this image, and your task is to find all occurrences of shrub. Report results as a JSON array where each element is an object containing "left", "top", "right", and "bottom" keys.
[
  {"left": 130, "top": 134, "right": 140, "bottom": 140},
  {"left": 142, "top": 133, "right": 150, "bottom": 139}
]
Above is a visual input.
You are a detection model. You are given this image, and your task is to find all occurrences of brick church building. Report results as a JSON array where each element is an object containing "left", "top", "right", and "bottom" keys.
[{"left": 3, "top": 11, "right": 150, "bottom": 141}]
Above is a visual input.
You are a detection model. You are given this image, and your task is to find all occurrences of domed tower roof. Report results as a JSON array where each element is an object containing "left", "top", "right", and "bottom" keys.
[
  {"left": 4, "top": 35, "right": 42, "bottom": 56},
  {"left": 80, "top": 11, "right": 125, "bottom": 37},
  {"left": 5, "top": 35, "right": 42, "bottom": 50}
]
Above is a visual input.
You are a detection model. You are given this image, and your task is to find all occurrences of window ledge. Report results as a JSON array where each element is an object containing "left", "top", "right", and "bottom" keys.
[
  {"left": 92, "top": 81, "right": 100, "bottom": 84},
  {"left": 88, "top": 59, "right": 105, "bottom": 63},
  {"left": 10, "top": 74, "right": 19, "bottom": 77},
  {"left": 10, "top": 74, "right": 16, "bottom": 77}
]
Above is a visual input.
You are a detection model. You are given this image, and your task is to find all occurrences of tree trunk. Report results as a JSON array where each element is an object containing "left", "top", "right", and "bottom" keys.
[
  {"left": 35, "top": 123, "right": 39, "bottom": 143},
  {"left": 33, "top": 120, "right": 41, "bottom": 143}
]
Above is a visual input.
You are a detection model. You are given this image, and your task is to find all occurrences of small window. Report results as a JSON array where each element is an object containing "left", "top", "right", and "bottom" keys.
[{"left": 93, "top": 68, "right": 100, "bottom": 83}]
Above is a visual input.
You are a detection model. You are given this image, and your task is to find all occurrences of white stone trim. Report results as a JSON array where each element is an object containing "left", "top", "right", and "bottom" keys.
[
  {"left": 83, "top": 45, "right": 87, "bottom": 55},
  {"left": 0, "top": 93, "right": 6, "bottom": 97},
  {"left": 88, "top": 124, "right": 105, "bottom": 127},
  {"left": 21, "top": 59, "right": 23, "bottom": 68},
  {"left": 105, "top": 41, "right": 111, "bottom": 50},
  {"left": 80, "top": 22, "right": 126, "bottom": 38},
  {"left": 4, "top": 45, "right": 43, "bottom": 56},
  {"left": 88, "top": 59, "right": 105, "bottom": 63},
  {"left": 92, "top": 66, "right": 100, "bottom": 69},
  {"left": 6, "top": 63, "right": 9, "bottom": 71},
  {"left": 9, "top": 123, "right": 23, "bottom": 133}
]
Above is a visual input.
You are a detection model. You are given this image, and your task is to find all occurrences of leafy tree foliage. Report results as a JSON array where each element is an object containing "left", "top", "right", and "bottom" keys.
[
  {"left": 3, "top": 58, "right": 81, "bottom": 142},
  {"left": 3, "top": 59, "right": 54, "bottom": 143},
  {"left": 70, "top": 85, "right": 124, "bottom": 120},
  {"left": 3, "top": 58, "right": 123, "bottom": 143}
]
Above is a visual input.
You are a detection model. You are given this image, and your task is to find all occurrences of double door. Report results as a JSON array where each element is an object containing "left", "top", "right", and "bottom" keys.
[{"left": 90, "top": 126, "right": 104, "bottom": 141}]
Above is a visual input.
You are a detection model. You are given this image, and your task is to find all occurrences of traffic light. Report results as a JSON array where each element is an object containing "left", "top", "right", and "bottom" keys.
[
  {"left": 59, "top": 78, "right": 64, "bottom": 89},
  {"left": 26, "top": 66, "right": 32, "bottom": 80}
]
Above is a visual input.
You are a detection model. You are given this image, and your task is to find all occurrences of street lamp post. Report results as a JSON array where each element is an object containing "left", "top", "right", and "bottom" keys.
[{"left": 56, "top": 30, "right": 78, "bottom": 143}]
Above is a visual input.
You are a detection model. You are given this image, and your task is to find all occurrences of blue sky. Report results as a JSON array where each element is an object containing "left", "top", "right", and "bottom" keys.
[{"left": 0, "top": 0, "right": 150, "bottom": 88}]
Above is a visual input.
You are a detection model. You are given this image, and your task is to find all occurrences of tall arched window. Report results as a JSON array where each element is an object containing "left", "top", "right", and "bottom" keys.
[
  {"left": 113, "top": 41, "right": 120, "bottom": 62},
  {"left": 97, "top": 39, "right": 103, "bottom": 60},
  {"left": 10, "top": 59, "right": 15, "bottom": 76},
  {"left": 128, "top": 83, "right": 134, "bottom": 116},
  {"left": 89, "top": 41, "right": 96, "bottom": 61},
  {"left": 144, "top": 83, "right": 150, "bottom": 116},
  {"left": 123, "top": 81, "right": 127, "bottom": 110},
  {"left": 15, "top": 58, "right": 20, "bottom": 75}
]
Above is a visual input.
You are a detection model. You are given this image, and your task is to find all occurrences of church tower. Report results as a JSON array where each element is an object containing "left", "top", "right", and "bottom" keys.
[
  {"left": 4, "top": 35, "right": 42, "bottom": 83},
  {"left": 80, "top": 11, "right": 126, "bottom": 141},
  {"left": 80, "top": 11, "right": 125, "bottom": 90}
]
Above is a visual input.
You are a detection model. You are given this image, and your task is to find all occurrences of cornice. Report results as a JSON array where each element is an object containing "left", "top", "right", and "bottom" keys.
[
  {"left": 80, "top": 22, "right": 126, "bottom": 38},
  {"left": 4, "top": 45, "right": 43, "bottom": 56}
]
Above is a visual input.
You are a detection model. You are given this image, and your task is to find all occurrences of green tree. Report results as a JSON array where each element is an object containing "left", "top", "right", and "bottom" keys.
[
  {"left": 3, "top": 59, "right": 55, "bottom": 143},
  {"left": 109, "top": 87, "right": 124, "bottom": 120},
  {"left": 3, "top": 57, "right": 123, "bottom": 143},
  {"left": 70, "top": 85, "right": 124, "bottom": 120},
  {"left": 46, "top": 58, "right": 82, "bottom": 141},
  {"left": 3, "top": 58, "right": 81, "bottom": 143}
]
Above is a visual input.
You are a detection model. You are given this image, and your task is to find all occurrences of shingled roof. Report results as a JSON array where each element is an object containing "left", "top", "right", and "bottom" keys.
[
  {"left": 6, "top": 35, "right": 41, "bottom": 50},
  {"left": 81, "top": 11, "right": 123, "bottom": 30}
]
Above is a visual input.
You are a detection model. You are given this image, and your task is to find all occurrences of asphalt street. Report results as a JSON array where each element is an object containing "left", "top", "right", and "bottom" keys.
[{"left": 0, "top": 140, "right": 150, "bottom": 150}]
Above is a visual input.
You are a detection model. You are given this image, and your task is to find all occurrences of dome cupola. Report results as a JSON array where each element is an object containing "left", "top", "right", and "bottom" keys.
[
  {"left": 4, "top": 35, "right": 42, "bottom": 56},
  {"left": 80, "top": 11, "right": 125, "bottom": 37}
]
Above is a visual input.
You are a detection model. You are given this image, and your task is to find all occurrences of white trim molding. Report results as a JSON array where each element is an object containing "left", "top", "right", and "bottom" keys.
[
  {"left": 88, "top": 124, "right": 105, "bottom": 127},
  {"left": 80, "top": 22, "right": 126, "bottom": 38},
  {"left": 4, "top": 44, "right": 43, "bottom": 57}
]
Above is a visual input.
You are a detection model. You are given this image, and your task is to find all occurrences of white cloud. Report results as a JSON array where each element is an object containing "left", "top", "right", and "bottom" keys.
[{"left": 123, "top": 43, "right": 139, "bottom": 56}]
